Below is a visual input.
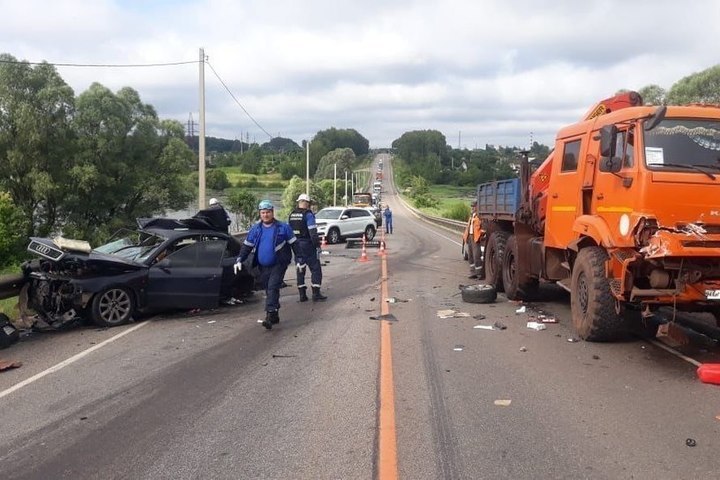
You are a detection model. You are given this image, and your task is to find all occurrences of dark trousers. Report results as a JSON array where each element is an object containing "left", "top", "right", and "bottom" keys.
[
  {"left": 296, "top": 240, "right": 322, "bottom": 287},
  {"left": 256, "top": 262, "right": 289, "bottom": 312}
]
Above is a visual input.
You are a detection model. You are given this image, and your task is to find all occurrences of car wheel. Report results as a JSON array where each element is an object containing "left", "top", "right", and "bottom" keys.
[
  {"left": 327, "top": 228, "right": 341, "bottom": 244},
  {"left": 365, "top": 225, "right": 376, "bottom": 241},
  {"left": 91, "top": 286, "right": 135, "bottom": 327},
  {"left": 460, "top": 284, "right": 497, "bottom": 304}
]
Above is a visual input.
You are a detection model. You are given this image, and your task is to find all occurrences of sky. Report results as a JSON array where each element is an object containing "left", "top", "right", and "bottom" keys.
[{"left": 2, "top": 0, "right": 719, "bottom": 149}]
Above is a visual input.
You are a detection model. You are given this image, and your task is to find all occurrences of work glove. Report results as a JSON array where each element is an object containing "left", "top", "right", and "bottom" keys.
[
  {"left": 233, "top": 260, "right": 243, "bottom": 274},
  {"left": 296, "top": 263, "right": 307, "bottom": 273}
]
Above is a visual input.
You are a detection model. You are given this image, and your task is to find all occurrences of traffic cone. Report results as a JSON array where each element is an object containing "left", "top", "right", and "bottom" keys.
[
  {"left": 358, "top": 243, "right": 369, "bottom": 262},
  {"left": 321, "top": 235, "right": 327, "bottom": 249},
  {"left": 377, "top": 239, "right": 386, "bottom": 256}
]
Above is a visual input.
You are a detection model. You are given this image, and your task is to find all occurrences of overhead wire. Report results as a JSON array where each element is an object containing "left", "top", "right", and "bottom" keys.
[
  {"left": 0, "top": 55, "right": 274, "bottom": 141},
  {"left": 205, "top": 60, "right": 273, "bottom": 140}
]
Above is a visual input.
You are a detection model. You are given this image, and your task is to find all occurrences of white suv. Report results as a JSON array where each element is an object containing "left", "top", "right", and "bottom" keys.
[{"left": 315, "top": 207, "right": 377, "bottom": 244}]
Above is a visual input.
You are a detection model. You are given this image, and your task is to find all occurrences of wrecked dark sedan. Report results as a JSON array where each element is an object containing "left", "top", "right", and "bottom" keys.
[{"left": 18, "top": 217, "right": 254, "bottom": 329}]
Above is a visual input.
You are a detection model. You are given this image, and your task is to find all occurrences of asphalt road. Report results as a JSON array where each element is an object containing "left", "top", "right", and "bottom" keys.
[{"left": 1, "top": 155, "right": 720, "bottom": 479}]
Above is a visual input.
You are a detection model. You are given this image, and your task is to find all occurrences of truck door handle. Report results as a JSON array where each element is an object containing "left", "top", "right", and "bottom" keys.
[{"left": 552, "top": 193, "right": 558, "bottom": 199}]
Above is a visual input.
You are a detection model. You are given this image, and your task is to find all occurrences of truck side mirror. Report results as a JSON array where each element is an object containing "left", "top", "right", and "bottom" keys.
[
  {"left": 599, "top": 157, "right": 623, "bottom": 173},
  {"left": 599, "top": 125, "right": 618, "bottom": 158}
]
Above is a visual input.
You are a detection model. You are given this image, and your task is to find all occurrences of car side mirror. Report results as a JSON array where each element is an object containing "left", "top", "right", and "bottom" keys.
[
  {"left": 340, "top": 215, "right": 349, "bottom": 220},
  {"left": 599, "top": 125, "right": 617, "bottom": 158}
]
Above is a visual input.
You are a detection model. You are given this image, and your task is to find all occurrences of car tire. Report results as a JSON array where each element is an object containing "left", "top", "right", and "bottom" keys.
[
  {"left": 461, "top": 284, "right": 497, "bottom": 304},
  {"left": 90, "top": 286, "right": 135, "bottom": 327},
  {"left": 365, "top": 225, "right": 376, "bottom": 241},
  {"left": 327, "top": 228, "right": 341, "bottom": 244}
]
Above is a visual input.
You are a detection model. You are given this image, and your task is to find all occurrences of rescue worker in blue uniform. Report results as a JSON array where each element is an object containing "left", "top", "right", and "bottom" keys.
[
  {"left": 235, "top": 200, "right": 300, "bottom": 329},
  {"left": 288, "top": 193, "right": 327, "bottom": 302}
]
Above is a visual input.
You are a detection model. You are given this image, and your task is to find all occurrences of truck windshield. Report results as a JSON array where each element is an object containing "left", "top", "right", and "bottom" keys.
[{"left": 643, "top": 119, "right": 720, "bottom": 172}]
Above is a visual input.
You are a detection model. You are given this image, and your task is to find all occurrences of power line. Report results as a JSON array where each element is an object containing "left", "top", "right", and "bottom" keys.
[
  {"left": 0, "top": 58, "right": 197, "bottom": 68},
  {"left": 205, "top": 60, "right": 273, "bottom": 140}
]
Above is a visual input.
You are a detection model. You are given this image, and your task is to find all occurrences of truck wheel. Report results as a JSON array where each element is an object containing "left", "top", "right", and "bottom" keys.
[
  {"left": 502, "top": 235, "right": 539, "bottom": 301},
  {"left": 485, "top": 231, "right": 510, "bottom": 292},
  {"left": 570, "top": 247, "right": 624, "bottom": 341},
  {"left": 91, "top": 287, "right": 135, "bottom": 327},
  {"left": 461, "top": 284, "right": 497, "bottom": 304},
  {"left": 327, "top": 228, "right": 341, "bottom": 244}
]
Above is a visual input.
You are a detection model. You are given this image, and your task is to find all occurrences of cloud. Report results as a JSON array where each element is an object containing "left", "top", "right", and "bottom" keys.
[{"left": 2, "top": 0, "right": 719, "bottom": 148}]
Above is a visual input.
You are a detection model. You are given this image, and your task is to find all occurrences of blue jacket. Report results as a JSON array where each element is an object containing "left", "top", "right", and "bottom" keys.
[{"left": 238, "top": 220, "right": 299, "bottom": 267}]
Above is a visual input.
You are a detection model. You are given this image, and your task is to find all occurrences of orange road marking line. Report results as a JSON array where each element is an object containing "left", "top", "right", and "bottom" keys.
[{"left": 378, "top": 253, "right": 398, "bottom": 479}]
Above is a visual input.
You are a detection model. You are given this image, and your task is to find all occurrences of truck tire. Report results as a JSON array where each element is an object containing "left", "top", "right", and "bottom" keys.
[
  {"left": 485, "top": 231, "right": 510, "bottom": 292},
  {"left": 461, "top": 284, "right": 497, "bottom": 304},
  {"left": 502, "top": 235, "right": 539, "bottom": 301},
  {"left": 570, "top": 247, "right": 624, "bottom": 341}
]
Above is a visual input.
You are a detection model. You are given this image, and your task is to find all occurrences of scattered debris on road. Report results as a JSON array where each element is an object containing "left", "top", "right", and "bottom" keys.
[
  {"left": 494, "top": 399, "right": 512, "bottom": 406},
  {"left": 437, "top": 309, "right": 470, "bottom": 319},
  {"left": 453, "top": 345, "right": 464, "bottom": 351},
  {"left": 697, "top": 364, "right": 720, "bottom": 385},
  {"left": 567, "top": 337, "right": 580, "bottom": 343},
  {"left": 0, "top": 359, "right": 22, "bottom": 371},
  {"left": 686, "top": 438, "right": 697, "bottom": 447},
  {"left": 526, "top": 322, "right": 547, "bottom": 331},
  {"left": 494, "top": 321, "right": 507, "bottom": 330},
  {"left": 473, "top": 325, "right": 495, "bottom": 330},
  {"left": 386, "top": 297, "right": 410, "bottom": 303},
  {"left": 519, "top": 346, "right": 528, "bottom": 352},
  {"left": 369, "top": 314, "right": 398, "bottom": 321}
]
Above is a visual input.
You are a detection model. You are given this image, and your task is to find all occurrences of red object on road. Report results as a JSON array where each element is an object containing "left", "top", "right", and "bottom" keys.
[{"left": 697, "top": 364, "right": 720, "bottom": 385}]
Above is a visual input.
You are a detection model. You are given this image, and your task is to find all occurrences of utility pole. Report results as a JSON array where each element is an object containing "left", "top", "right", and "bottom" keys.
[
  {"left": 333, "top": 163, "right": 337, "bottom": 206},
  {"left": 198, "top": 47, "right": 206, "bottom": 210},
  {"left": 305, "top": 141, "right": 310, "bottom": 195},
  {"left": 344, "top": 170, "right": 348, "bottom": 206}
]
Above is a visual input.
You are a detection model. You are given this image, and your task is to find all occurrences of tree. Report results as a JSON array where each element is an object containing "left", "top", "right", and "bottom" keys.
[
  {"left": 308, "top": 128, "right": 370, "bottom": 177},
  {"left": 667, "top": 65, "right": 720, "bottom": 105},
  {"left": 281, "top": 176, "right": 327, "bottom": 211},
  {"left": 638, "top": 84, "right": 666, "bottom": 105},
  {"left": 314, "top": 148, "right": 356, "bottom": 180},
  {"left": 262, "top": 137, "right": 301, "bottom": 152},
  {"left": 0, "top": 192, "right": 29, "bottom": 265},
  {"left": 0, "top": 54, "right": 75, "bottom": 237},
  {"left": 206, "top": 169, "right": 231, "bottom": 190},
  {"left": 63, "top": 83, "right": 194, "bottom": 243},
  {"left": 227, "top": 190, "right": 258, "bottom": 230}
]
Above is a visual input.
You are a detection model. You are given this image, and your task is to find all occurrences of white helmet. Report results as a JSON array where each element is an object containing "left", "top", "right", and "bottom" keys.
[
  {"left": 296, "top": 193, "right": 311, "bottom": 203},
  {"left": 209, "top": 198, "right": 219, "bottom": 206}
]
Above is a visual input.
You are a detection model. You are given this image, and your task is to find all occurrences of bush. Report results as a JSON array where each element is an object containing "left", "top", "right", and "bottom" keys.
[
  {"left": 0, "top": 192, "right": 29, "bottom": 267},
  {"left": 237, "top": 176, "right": 259, "bottom": 188},
  {"left": 443, "top": 201, "right": 470, "bottom": 221},
  {"left": 206, "top": 169, "right": 231, "bottom": 190},
  {"left": 413, "top": 194, "right": 439, "bottom": 209}
]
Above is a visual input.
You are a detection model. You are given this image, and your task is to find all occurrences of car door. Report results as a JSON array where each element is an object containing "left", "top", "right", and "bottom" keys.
[
  {"left": 145, "top": 237, "right": 226, "bottom": 310},
  {"left": 339, "top": 209, "right": 354, "bottom": 236}
]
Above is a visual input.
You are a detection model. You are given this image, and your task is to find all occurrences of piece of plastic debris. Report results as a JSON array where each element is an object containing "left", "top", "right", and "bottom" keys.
[
  {"left": 696, "top": 364, "right": 720, "bottom": 385},
  {"left": 387, "top": 297, "right": 397, "bottom": 303},
  {"left": 207, "top": 320, "right": 216, "bottom": 324},
  {"left": 473, "top": 313, "right": 486, "bottom": 320},
  {"left": 0, "top": 360, "right": 22, "bottom": 371},
  {"left": 567, "top": 337, "right": 580, "bottom": 343},
  {"left": 437, "top": 309, "right": 456, "bottom": 318},
  {"left": 519, "top": 346, "right": 527, "bottom": 352},
  {"left": 537, "top": 315, "right": 557, "bottom": 323},
  {"left": 493, "top": 321, "right": 507, "bottom": 330},
  {"left": 494, "top": 399, "right": 512, "bottom": 406},
  {"left": 526, "top": 321, "right": 547, "bottom": 331},
  {"left": 473, "top": 325, "right": 494, "bottom": 330},
  {"left": 369, "top": 314, "right": 398, "bottom": 321},
  {"left": 686, "top": 438, "right": 697, "bottom": 447},
  {"left": 453, "top": 345, "right": 464, "bottom": 351},
  {"left": 515, "top": 306, "right": 527, "bottom": 314},
  {"left": 592, "top": 354, "right": 600, "bottom": 360},
  {"left": 370, "top": 297, "right": 376, "bottom": 301},
  {"left": 321, "top": 250, "right": 330, "bottom": 255}
]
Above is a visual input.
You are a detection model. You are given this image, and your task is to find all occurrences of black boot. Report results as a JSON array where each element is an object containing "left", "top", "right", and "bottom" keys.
[
  {"left": 298, "top": 287, "right": 309, "bottom": 302},
  {"left": 312, "top": 286, "right": 327, "bottom": 302},
  {"left": 262, "top": 310, "right": 279, "bottom": 329}
]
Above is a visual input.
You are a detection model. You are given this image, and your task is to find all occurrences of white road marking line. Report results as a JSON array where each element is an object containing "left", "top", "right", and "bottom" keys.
[{"left": 0, "top": 320, "right": 150, "bottom": 399}]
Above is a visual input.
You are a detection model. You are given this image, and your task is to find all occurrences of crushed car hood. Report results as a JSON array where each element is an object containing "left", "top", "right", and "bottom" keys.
[{"left": 27, "top": 237, "right": 145, "bottom": 269}]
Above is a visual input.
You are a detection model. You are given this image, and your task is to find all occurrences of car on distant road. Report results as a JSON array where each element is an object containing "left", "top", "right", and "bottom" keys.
[
  {"left": 16, "top": 217, "right": 255, "bottom": 329},
  {"left": 315, "top": 207, "right": 377, "bottom": 244}
]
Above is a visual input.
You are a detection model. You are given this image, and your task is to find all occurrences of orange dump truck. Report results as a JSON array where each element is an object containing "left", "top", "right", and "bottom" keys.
[{"left": 478, "top": 92, "right": 720, "bottom": 341}]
